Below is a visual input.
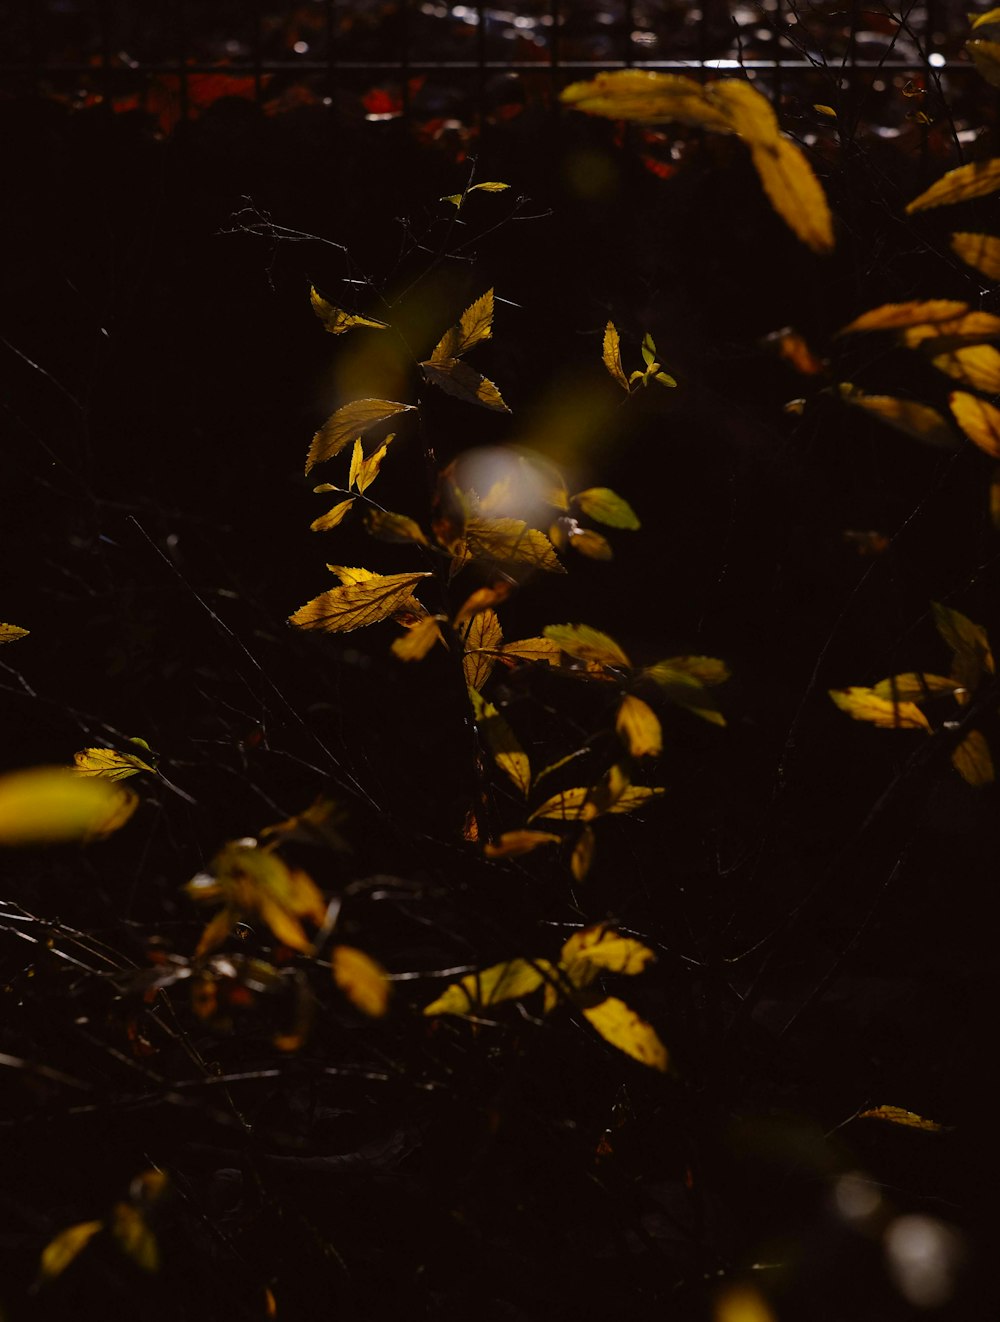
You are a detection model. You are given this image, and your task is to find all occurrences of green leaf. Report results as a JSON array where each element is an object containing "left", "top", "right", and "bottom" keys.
[{"left": 572, "top": 487, "right": 640, "bottom": 530}]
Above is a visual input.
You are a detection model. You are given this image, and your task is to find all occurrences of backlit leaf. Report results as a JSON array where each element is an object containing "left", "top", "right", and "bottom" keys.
[
  {"left": 391, "top": 615, "right": 443, "bottom": 661},
  {"left": 310, "top": 499, "right": 355, "bottom": 532},
  {"left": 560, "top": 926, "right": 655, "bottom": 984},
  {"left": 111, "top": 1202, "right": 158, "bottom": 1272},
  {"left": 931, "top": 601, "right": 995, "bottom": 679},
  {"left": 972, "top": 6, "right": 1000, "bottom": 28},
  {"left": 543, "top": 623, "right": 630, "bottom": 669},
  {"left": 464, "top": 518, "right": 563, "bottom": 571},
  {"left": 309, "top": 287, "right": 388, "bottom": 334},
  {"left": 603, "top": 322, "right": 629, "bottom": 390},
  {"left": 365, "top": 508, "right": 429, "bottom": 545},
  {"left": 747, "top": 135, "right": 834, "bottom": 254},
  {"left": 0, "top": 767, "right": 138, "bottom": 846},
  {"left": 840, "top": 386, "right": 956, "bottom": 448},
  {"left": 950, "top": 391, "right": 1000, "bottom": 458},
  {"left": 0, "top": 622, "right": 28, "bottom": 643},
  {"left": 421, "top": 358, "right": 510, "bottom": 412},
  {"left": 707, "top": 77, "right": 779, "bottom": 143},
  {"left": 484, "top": 830, "right": 562, "bottom": 858},
  {"left": 606, "top": 784, "right": 666, "bottom": 814},
  {"left": 429, "top": 288, "right": 495, "bottom": 362},
  {"left": 306, "top": 399, "right": 415, "bottom": 473},
  {"left": 73, "top": 742, "right": 155, "bottom": 780},
  {"left": 573, "top": 487, "right": 641, "bottom": 530},
  {"left": 617, "top": 694, "right": 663, "bottom": 757},
  {"left": 462, "top": 608, "right": 503, "bottom": 688},
  {"left": 906, "top": 157, "right": 1000, "bottom": 213},
  {"left": 289, "top": 570, "right": 431, "bottom": 633},
  {"left": 499, "top": 637, "right": 563, "bottom": 667},
  {"left": 968, "top": 38, "right": 1000, "bottom": 87},
  {"left": 571, "top": 825, "right": 596, "bottom": 881},
  {"left": 951, "top": 231, "right": 1000, "bottom": 281},
  {"left": 568, "top": 527, "right": 613, "bottom": 560},
  {"left": 657, "top": 654, "right": 730, "bottom": 685},
  {"left": 951, "top": 729, "right": 995, "bottom": 786},
  {"left": 582, "top": 996, "right": 668, "bottom": 1071},
  {"left": 901, "top": 310, "right": 1000, "bottom": 346},
  {"left": 871, "top": 673, "right": 961, "bottom": 702},
  {"left": 40, "top": 1219, "right": 104, "bottom": 1281},
  {"left": 644, "top": 663, "right": 725, "bottom": 725},
  {"left": 423, "top": 958, "right": 552, "bottom": 1015},
  {"left": 839, "top": 300, "right": 969, "bottom": 334},
  {"left": 931, "top": 344, "right": 1000, "bottom": 392},
  {"left": 858, "top": 1105, "right": 944, "bottom": 1132},
  {"left": 829, "top": 687, "right": 931, "bottom": 730},
  {"left": 331, "top": 945, "right": 391, "bottom": 1017},
  {"left": 528, "top": 787, "right": 592, "bottom": 822},
  {"left": 454, "top": 583, "right": 512, "bottom": 625},
  {"left": 351, "top": 435, "right": 393, "bottom": 493},
  {"left": 468, "top": 686, "right": 531, "bottom": 796},
  {"left": 560, "top": 69, "right": 733, "bottom": 132}
]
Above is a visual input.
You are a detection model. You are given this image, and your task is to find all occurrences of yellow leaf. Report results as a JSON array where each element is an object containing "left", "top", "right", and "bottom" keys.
[
  {"left": 332, "top": 944, "right": 391, "bottom": 1017},
  {"left": 111, "top": 1202, "right": 158, "bottom": 1272},
  {"left": 871, "top": 673, "right": 961, "bottom": 702},
  {"left": 931, "top": 601, "right": 995, "bottom": 686},
  {"left": 391, "top": 615, "right": 443, "bottom": 662},
  {"left": 0, "top": 622, "right": 28, "bottom": 643},
  {"left": 73, "top": 742, "right": 155, "bottom": 780},
  {"left": 951, "top": 231, "right": 1000, "bottom": 281},
  {"left": 464, "top": 517, "right": 563, "bottom": 571},
  {"left": 309, "top": 287, "right": 388, "bottom": 334},
  {"left": 858, "top": 1105, "right": 945, "bottom": 1132},
  {"left": 573, "top": 486, "right": 640, "bottom": 529},
  {"left": 421, "top": 358, "right": 509, "bottom": 412},
  {"left": 568, "top": 527, "right": 613, "bottom": 560},
  {"left": 187, "top": 841, "right": 326, "bottom": 956},
  {"left": 423, "top": 958, "right": 553, "bottom": 1015},
  {"left": 747, "top": 135, "right": 834, "bottom": 254},
  {"left": 543, "top": 623, "right": 630, "bottom": 668},
  {"left": 528, "top": 787, "right": 592, "bottom": 822},
  {"left": 559, "top": 69, "right": 734, "bottom": 132},
  {"left": 901, "top": 310, "right": 1000, "bottom": 347},
  {"left": 714, "top": 1284, "right": 777, "bottom": 1322},
  {"left": 462, "top": 608, "right": 503, "bottom": 689},
  {"left": 839, "top": 386, "right": 956, "bottom": 448},
  {"left": 606, "top": 784, "right": 665, "bottom": 814},
  {"left": 571, "top": 825, "right": 595, "bottom": 881},
  {"left": 289, "top": 570, "right": 431, "bottom": 633},
  {"left": 352, "top": 435, "right": 393, "bottom": 493},
  {"left": 968, "top": 38, "right": 1000, "bottom": 88},
  {"left": 0, "top": 766, "right": 138, "bottom": 846},
  {"left": 931, "top": 344, "right": 1000, "bottom": 392},
  {"left": 814, "top": 103, "right": 836, "bottom": 117},
  {"left": 643, "top": 662, "right": 725, "bottom": 725},
  {"left": 500, "top": 637, "right": 564, "bottom": 665},
  {"left": 40, "top": 1219, "right": 104, "bottom": 1280},
  {"left": 951, "top": 729, "right": 995, "bottom": 786},
  {"left": 828, "top": 687, "right": 931, "bottom": 731},
  {"left": 306, "top": 399, "right": 415, "bottom": 474},
  {"left": 582, "top": 996, "right": 668, "bottom": 1071},
  {"left": 950, "top": 391, "right": 1000, "bottom": 458},
  {"left": 310, "top": 498, "right": 355, "bottom": 532},
  {"left": 483, "top": 830, "right": 562, "bottom": 858},
  {"left": 603, "top": 322, "right": 629, "bottom": 390},
  {"left": 906, "top": 157, "right": 1000, "bottom": 213},
  {"left": 839, "top": 300, "right": 969, "bottom": 334},
  {"left": 972, "top": 6, "right": 1000, "bottom": 29},
  {"left": 468, "top": 686, "right": 531, "bottom": 796},
  {"left": 616, "top": 694, "right": 663, "bottom": 757},
  {"left": 560, "top": 926, "right": 655, "bottom": 985},
  {"left": 365, "top": 508, "right": 429, "bottom": 545},
  {"left": 429, "top": 288, "right": 495, "bottom": 362}
]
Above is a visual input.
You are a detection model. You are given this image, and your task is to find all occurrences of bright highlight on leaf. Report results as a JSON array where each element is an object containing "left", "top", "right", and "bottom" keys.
[
  {"left": 332, "top": 945, "right": 391, "bottom": 1017},
  {"left": 0, "top": 622, "right": 29, "bottom": 643},
  {"left": 39, "top": 1220, "right": 104, "bottom": 1281},
  {"left": 951, "top": 231, "right": 1000, "bottom": 281},
  {"left": 309, "top": 287, "right": 388, "bottom": 335},
  {"left": 559, "top": 926, "right": 655, "bottom": 984},
  {"left": 306, "top": 399, "right": 415, "bottom": 473},
  {"left": 603, "top": 322, "right": 629, "bottom": 390},
  {"left": 858, "top": 1105, "right": 945, "bottom": 1132},
  {"left": 950, "top": 391, "right": 1000, "bottom": 457},
  {"left": 573, "top": 487, "right": 640, "bottom": 529},
  {"left": 423, "top": 958, "right": 552, "bottom": 1015},
  {"left": 462, "top": 607, "right": 503, "bottom": 689},
  {"left": 310, "top": 498, "right": 355, "bottom": 532},
  {"left": 543, "top": 623, "right": 630, "bottom": 669},
  {"left": 429, "top": 288, "right": 496, "bottom": 362},
  {"left": 463, "top": 518, "right": 563, "bottom": 571},
  {"left": 581, "top": 997, "right": 668, "bottom": 1071},
  {"left": 73, "top": 741, "right": 156, "bottom": 780},
  {"left": 906, "top": 157, "right": 1000, "bottom": 213},
  {"left": 0, "top": 767, "right": 138, "bottom": 846},
  {"left": 289, "top": 570, "right": 431, "bottom": 633},
  {"left": 828, "top": 687, "right": 931, "bottom": 731},
  {"left": 350, "top": 434, "right": 393, "bottom": 493},
  {"left": 616, "top": 694, "right": 663, "bottom": 757},
  {"left": 871, "top": 673, "right": 959, "bottom": 702}
]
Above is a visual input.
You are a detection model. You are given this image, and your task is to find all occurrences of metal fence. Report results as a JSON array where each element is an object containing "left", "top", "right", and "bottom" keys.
[{"left": 0, "top": 2, "right": 987, "bottom": 128}]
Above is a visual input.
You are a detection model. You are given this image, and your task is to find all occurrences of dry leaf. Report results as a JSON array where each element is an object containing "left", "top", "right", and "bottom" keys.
[
  {"left": 310, "top": 287, "right": 388, "bottom": 334},
  {"left": 39, "top": 1220, "right": 104, "bottom": 1281},
  {"left": 462, "top": 608, "right": 503, "bottom": 688},
  {"left": 951, "top": 729, "right": 995, "bottom": 786},
  {"left": 603, "top": 321, "right": 630, "bottom": 390},
  {"left": 858, "top": 1105, "right": 945, "bottom": 1132},
  {"left": 839, "top": 300, "right": 969, "bottom": 335},
  {"left": 950, "top": 391, "right": 1000, "bottom": 458},
  {"left": 950, "top": 231, "right": 1000, "bottom": 281},
  {"left": 571, "top": 825, "right": 596, "bottom": 881},
  {"left": 73, "top": 741, "right": 155, "bottom": 780},
  {"left": 421, "top": 358, "right": 510, "bottom": 412},
  {"left": 289, "top": 570, "right": 431, "bottom": 634},
  {"left": 391, "top": 615, "right": 443, "bottom": 662},
  {"left": 606, "top": 784, "right": 665, "bottom": 814},
  {"left": 906, "top": 157, "right": 1000, "bottom": 213},
  {"left": 310, "top": 499, "right": 355, "bottom": 532},
  {"left": 573, "top": 487, "right": 640, "bottom": 529},
  {"left": 829, "top": 687, "right": 932, "bottom": 731},
  {"left": 931, "top": 344, "right": 1000, "bottom": 392},
  {"left": 616, "top": 694, "right": 663, "bottom": 757},
  {"left": 543, "top": 623, "right": 631, "bottom": 669},
  {"left": 0, "top": 622, "right": 28, "bottom": 643},
  {"left": 454, "top": 583, "right": 512, "bottom": 624},
  {"left": 306, "top": 399, "right": 415, "bottom": 473},
  {"left": 423, "top": 958, "right": 554, "bottom": 1015},
  {"left": 582, "top": 996, "right": 668, "bottom": 1071},
  {"left": 840, "top": 386, "right": 956, "bottom": 448},
  {"left": 332, "top": 945, "right": 391, "bottom": 1017},
  {"left": 463, "top": 518, "right": 563, "bottom": 571},
  {"left": 484, "top": 830, "right": 562, "bottom": 858},
  {"left": 429, "top": 289, "right": 495, "bottom": 361},
  {"left": 0, "top": 767, "right": 138, "bottom": 846}
]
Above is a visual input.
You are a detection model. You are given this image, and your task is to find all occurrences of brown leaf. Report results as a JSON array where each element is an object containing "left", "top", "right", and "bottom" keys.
[
  {"left": 391, "top": 615, "right": 443, "bottom": 661},
  {"left": 0, "top": 622, "right": 29, "bottom": 643},
  {"left": 429, "top": 288, "right": 495, "bottom": 362},
  {"left": 906, "top": 157, "right": 1000, "bottom": 213},
  {"left": 454, "top": 583, "right": 513, "bottom": 625},
  {"left": 310, "top": 499, "right": 355, "bottom": 532},
  {"left": 306, "top": 399, "right": 415, "bottom": 473},
  {"left": 871, "top": 673, "right": 961, "bottom": 702},
  {"left": 603, "top": 322, "right": 630, "bottom": 390},
  {"left": 310, "top": 287, "right": 388, "bottom": 334},
  {"left": 839, "top": 386, "right": 957, "bottom": 448},
  {"left": 500, "top": 637, "right": 564, "bottom": 666},
  {"left": 289, "top": 570, "right": 432, "bottom": 633},
  {"left": 858, "top": 1105, "right": 945, "bottom": 1132},
  {"left": 421, "top": 358, "right": 510, "bottom": 412},
  {"left": 951, "top": 729, "right": 995, "bottom": 787},
  {"left": 568, "top": 527, "right": 613, "bottom": 560},
  {"left": 464, "top": 518, "right": 563, "bottom": 571},
  {"left": 365, "top": 508, "right": 429, "bottom": 545}
]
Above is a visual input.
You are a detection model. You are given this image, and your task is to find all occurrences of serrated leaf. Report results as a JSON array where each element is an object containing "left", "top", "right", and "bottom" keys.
[
  {"left": 468, "top": 686, "right": 531, "bottom": 796},
  {"left": 0, "top": 767, "right": 138, "bottom": 846},
  {"left": 616, "top": 694, "right": 663, "bottom": 757},
  {"left": 641, "top": 332, "right": 657, "bottom": 367},
  {"left": 573, "top": 487, "right": 641, "bottom": 530},
  {"left": 289, "top": 570, "right": 431, "bottom": 633},
  {"left": 306, "top": 399, "right": 415, "bottom": 473},
  {"left": 391, "top": 615, "right": 443, "bottom": 661},
  {"left": 423, "top": 958, "right": 552, "bottom": 1015},
  {"left": 0, "top": 622, "right": 28, "bottom": 643},
  {"left": 543, "top": 623, "right": 630, "bottom": 668},
  {"left": 310, "top": 499, "right": 355, "bottom": 532},
  {"left": 972, "top": 7, "right": 1000, "bottom": 30},
  {"left": 568, "top": 528, "right": 613, "bottom": 560},
  {"left": 528, "top": 787, "right": 592, "bottom": 822},
  {"left": 483, "top": 830, "right": 562, "bottom": 858},
  {"left": 968, "top": 38, "right": 1000, "bottom": 87},
  {"left": 40, "top": 1219, "right": 104, "bottom": 1281},
  {"left": 872, "top": 673, "right": 961, "bottom": 702},
  {"left": 500, "top": 637, "right": 564, "bottom": 665},
  {"left": 350, "top": 434, "right": 393, "bottom": 494},
  {"left": 462, "top": 608, "right": 503, "bottom": 688},
  {"left": 951, "top": 728, "right": 995, "bottom": 786},
  {"left": 814, "top": 103, "right": 836, "bottom": 117},
  {"left": 839, "top": 300, "right": 969, "bottom": 334},
  {"left": 951, "top": 231, "right": 1000, "bottom": 281},
  {"left": 950, "top": 391, "right": 1000, "bottom": 458},
  {"left": 707, "top": 77, "right": 778, "bottom": 143},
  {"left": 464, "top": 517, "right": 563, "bottom": 571},
  {"left": 73, "top": 744, "right": 155, "bottom": 780},
  {"left": 931, "top": 344, "right": 1000, "bottom": 392},
  {"left": 829, "top": 687, "right": 931, "bottom": 731},
  {"left": 858, "top": 1105, "right": 944, "bottom": 1132},
  {"left": 840, "top": 387, "right": 956, "bottom": 448},
  {"left": 571, "top": 825, "right": 596, "bottom": 881},
  {"left": 441, "top": 183, "right": 510, "bottom": 209},
  {"left": 560, "top": 926, "right": 655, "bottom": 985},
  {"left": 365, "top": 508, "right": 429, "bottom": 545},
  {"left": 332, "top": 945, "right": 391, "bottom": 1017},
  {"left": 656, "top": 654, "right": 730, "bottom": 685},
  {"left": 906, "top": 157, "right": 1000, "bottom": 213},
  {"left": 309, "top": 287, "right": 388, "bottom": 334},
  {"left": 430, "top": 288, "right": 495, "bottom": 362},
  {"left": 454, "top": 583, "right": 512, "bottom": 625},
  {"left": 582, "top": 996, "right": 668, "bottom": 1071},
  {"left": 603, "top": 322, "right": 629, "bottom": 390},
  {"left": 643, "top": 662, "right": 725, "bottom": 725},
  {"left": 421, "top": 358, "right": 510, "bottom": 412}
]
